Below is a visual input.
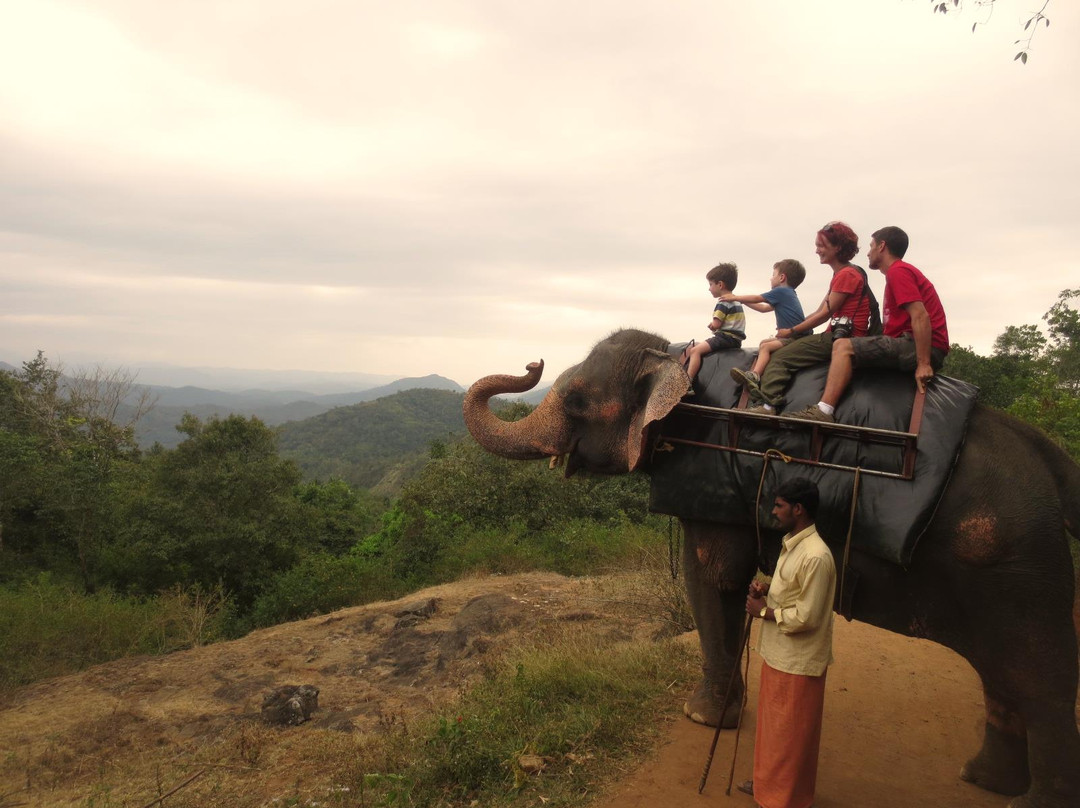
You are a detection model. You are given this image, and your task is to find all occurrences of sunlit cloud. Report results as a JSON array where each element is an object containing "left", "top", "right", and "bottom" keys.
[{"left": 0, "top": 0, "right": 1077, "bottom": 384}]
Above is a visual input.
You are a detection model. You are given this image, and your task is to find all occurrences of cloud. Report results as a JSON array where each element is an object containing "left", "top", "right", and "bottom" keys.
[{"left": 0, "top": 0, "right": 1077, "bottom": 384}]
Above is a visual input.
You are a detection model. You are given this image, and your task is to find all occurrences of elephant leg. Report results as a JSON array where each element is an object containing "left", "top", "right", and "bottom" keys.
[
  {"left": 960, "top": 687, "right": 1030, "bottom": 796},
  {"left": 680, "top": 520, "right": 757, "bottom": 728},
  {"left": 959, "top": 588, "right": 1080, "bottom": 808},
  {"left": 1006, "top": 698, "right": 1080, "bottom": 808}
]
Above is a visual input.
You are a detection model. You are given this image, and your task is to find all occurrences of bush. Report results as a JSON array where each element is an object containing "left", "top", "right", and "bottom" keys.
[
  {"left": 357, "top": 501, "right": 670, "bottom": 593},
  {"left": 446, "top": 519, "right": 669, "bottom": 579},
  {"left": 0, "top": 575, "right": 231, "bottom": 691},
  {"left": 339, "top": 630, "right": 699, "bottom": 807},
  {"left": 247, "top": 553, "right": 402, "bottom": 628},
  {"left": 398, "top": 440, "right": 653, "bottom": 534}
]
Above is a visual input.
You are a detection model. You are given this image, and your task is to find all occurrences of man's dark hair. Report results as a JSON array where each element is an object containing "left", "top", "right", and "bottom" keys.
[
  {"left": 776, "top": 478, "right": 819, "bottom": 519},
  {"left": 706, "top": 262, "right": 738, "bottom": 291},
  {"left": 773, "top": 259, "right": 806, "bottom": 289},
  {"left": 872, "top": 226, "right": 909, "bottom": 259}
]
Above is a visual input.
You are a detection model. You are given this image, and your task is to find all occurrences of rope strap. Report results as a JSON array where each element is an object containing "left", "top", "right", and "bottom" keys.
[
  {"left": 668, "top": 517, "right": 681, "bottom": 580},
  {"left": 839, "top": 466, "right": 862, "bottom": 615},
  {"left": 754, "top": 448, "right": 793, "bottom": 561}
]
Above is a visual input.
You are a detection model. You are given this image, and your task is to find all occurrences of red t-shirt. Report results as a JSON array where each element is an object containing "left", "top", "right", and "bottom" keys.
[
  {"left": 882, "top": 260, "right": 950, "bottom": 352},
  {"left": 826, "top": 266, "right": 871, "bottom": 337}
]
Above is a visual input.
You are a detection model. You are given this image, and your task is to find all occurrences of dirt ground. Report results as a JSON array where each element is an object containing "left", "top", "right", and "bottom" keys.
[
  {"left": 0, "top": 571, "right": 665, "bottom": 807},
  {"left": 597, "top": 619, "right": 1021, "bottom": 808},
  {"left": 2, "top": 571, "right": 1076, "bottom": 808}
]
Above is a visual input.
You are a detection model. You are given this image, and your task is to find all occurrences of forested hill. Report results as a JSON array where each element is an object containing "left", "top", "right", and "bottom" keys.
[
  {"left": 277, "top": 387, "right": 469, "bottom": 489},
  {"left": 129, "top": 373, "right": 464, "bottom": 448}
]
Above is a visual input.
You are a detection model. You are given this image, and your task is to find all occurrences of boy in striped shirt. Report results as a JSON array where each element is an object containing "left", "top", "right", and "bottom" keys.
[{"left": 684, "top": 262, "right": 746, "bottom": 383}]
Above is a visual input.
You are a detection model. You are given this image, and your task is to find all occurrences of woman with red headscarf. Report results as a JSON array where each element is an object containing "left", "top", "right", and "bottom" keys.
[{"left": 732, "top": 221, "right": 872, "bottom": 415}]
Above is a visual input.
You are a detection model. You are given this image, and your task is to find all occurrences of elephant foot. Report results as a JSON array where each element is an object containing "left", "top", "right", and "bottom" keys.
[
  {"left": 1006, "top": 785, "right": 1080, "bottom": 808},
  {"left": 960, "top": 724, "right": 1029, "bottom": 797},
  {"left": 683, "top": 677, "right": 741, "bottom": 728}
]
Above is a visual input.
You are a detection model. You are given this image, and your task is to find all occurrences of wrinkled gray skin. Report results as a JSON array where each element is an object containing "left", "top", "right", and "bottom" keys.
[{"left": 464, "top": 329, "right": 1080, "bottom": 808}]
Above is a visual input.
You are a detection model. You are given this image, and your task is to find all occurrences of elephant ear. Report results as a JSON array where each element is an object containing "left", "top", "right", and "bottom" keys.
[{"left": 626, "top": 348, "right": 690, "bottom": 471}]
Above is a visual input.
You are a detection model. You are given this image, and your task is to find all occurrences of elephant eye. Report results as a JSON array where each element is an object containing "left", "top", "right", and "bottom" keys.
[
  {"left": 564, "top": 390, "right": 589, "bottom": 418},
  {"left": 632, "top": 376, "right": 653, "bottom": 409}
]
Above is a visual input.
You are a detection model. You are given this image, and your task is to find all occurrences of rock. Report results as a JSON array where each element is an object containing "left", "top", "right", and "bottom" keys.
[
  {"left": 391, "top": 598, "right": 440, "bottom": 632},
  {"left": 392, "top": 614, "right": 426, "bottom": 632},
  {"left": 261, "top": 684, "right": 319, "bottom": 726},
  {"left": 394, "top": 598, "right": 439, "bottom": 619},
  {"left": 518, "top": 753, "right": 546, "bottom": 774},
  {"left": 439, "top": 595, "right": 526, "bottom": 651}
]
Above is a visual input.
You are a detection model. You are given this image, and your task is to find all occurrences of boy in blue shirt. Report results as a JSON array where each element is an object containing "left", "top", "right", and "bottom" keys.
[
  {"left": 684, "top": 262, "right": 746, "bottom": 383},
  {"left": 720, "top": 259, "right": 808, "bottom": 391}
]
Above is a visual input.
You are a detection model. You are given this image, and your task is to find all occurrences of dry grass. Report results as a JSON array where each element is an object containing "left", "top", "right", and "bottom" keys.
[{"left": 1, "top": 571, "right": 701, "bottom": 808}]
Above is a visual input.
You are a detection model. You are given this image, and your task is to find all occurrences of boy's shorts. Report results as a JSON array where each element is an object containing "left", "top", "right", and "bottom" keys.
[
  {"left": 850, "top": 334, "right": 947, "bottom": 372},
  {"left": 706, "top": 332, "right": 743, "bottom": 351},
  {"left": 767, "top": 331, "right": 810, "bottom": 349}
]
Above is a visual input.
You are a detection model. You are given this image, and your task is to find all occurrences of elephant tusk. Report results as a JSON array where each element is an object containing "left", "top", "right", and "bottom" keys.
[{"left": 549, "top": 454, "right": 564, "bottom": 469}]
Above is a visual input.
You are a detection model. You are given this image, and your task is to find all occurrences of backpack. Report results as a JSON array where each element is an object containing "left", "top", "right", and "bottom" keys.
[{"left": 850, "top": 265, "right": 884, "bottom": 336}]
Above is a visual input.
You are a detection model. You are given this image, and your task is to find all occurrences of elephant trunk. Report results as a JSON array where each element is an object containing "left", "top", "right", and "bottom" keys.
[{"left": 463, "top": 360, "right": 572, "bottom": 460}]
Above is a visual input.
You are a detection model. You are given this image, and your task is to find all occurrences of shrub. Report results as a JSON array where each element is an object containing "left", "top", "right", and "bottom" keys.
[
  {"left": 0, "top": 575, "right": 231, "bottom": 691},
  {"left": 339, "top": 630, "right": 699, "bottom": 807},
  {"left": 247, "top": 553, "right": 402, "bottom": 628}
]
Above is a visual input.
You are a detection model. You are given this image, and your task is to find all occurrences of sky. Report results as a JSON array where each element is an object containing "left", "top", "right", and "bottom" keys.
[{"left": 1, "top": 0, "right": 1078, "bottom": 389}]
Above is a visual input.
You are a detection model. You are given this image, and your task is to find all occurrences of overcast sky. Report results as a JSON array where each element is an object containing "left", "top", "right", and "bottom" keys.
[{"left": 2, "top": 0, "right": 1077, "bottom": 388}]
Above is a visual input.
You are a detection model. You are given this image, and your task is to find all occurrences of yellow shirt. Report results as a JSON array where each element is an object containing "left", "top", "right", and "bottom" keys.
[{"left": 757, "top": 524, "right": 836, "bottom": 677}]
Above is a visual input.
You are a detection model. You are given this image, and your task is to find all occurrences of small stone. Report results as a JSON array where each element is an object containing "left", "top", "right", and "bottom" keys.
[
  {"left": 262, "top": 684, "right": 319, "bottom": 726},
  {"left": 393, "top": 598, "right": 439, "bottom": 618},
  {"left": 518, "top": 754, "right": 546, "bottom": 774}
]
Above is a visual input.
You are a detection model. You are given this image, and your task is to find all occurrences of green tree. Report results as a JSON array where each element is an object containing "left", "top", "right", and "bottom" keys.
[
  {"left": 294, "top": 477, "right": 385, "bottom": 556},
  {"left": 1008, "top": 377, "right": 1080, "bottom": 458},
  {"left": 0, "top": 354, "right": 152, "bottom": 589},
  {"left": 356, "top": 437, "right": 654, "bottom": 585},
  {"left": 945, "top": 288, "right": 1080, "bottom": 459},
  {"left": 109, "top": 414, "right": 313, "bottom": 608},
  {"left": 1044, "top": 288, "right": 1080, "bottom": 393},
  {"left": 0, "top": 373, "right": 46, "bottom": 562}
]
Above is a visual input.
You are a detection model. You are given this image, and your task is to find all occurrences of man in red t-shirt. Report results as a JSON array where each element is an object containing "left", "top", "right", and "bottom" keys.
[{"left": 786, "top": 226, "right": 949, "bottom": 423}]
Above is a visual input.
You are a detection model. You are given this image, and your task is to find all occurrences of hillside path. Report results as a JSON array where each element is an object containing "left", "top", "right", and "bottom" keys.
[{"left": 595, "top": 618, "right": 1019, "bottom": 808}]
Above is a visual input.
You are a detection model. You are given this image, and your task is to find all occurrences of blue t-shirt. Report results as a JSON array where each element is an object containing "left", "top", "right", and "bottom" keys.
[{"left": 761, "top": 286, "right": 805, "bottom": 330}]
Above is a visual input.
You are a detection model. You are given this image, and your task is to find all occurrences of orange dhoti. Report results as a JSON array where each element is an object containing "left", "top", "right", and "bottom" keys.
[{"left": 752, "top": 660, "right": 827, "bottom": 808}]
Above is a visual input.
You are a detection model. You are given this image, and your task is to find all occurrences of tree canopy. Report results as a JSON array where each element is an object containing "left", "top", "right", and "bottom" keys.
[{"left": 944, "top": 288, "right": 1079, "bottom": 457}]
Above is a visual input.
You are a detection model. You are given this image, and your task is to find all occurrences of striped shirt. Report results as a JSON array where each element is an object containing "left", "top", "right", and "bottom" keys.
[{"left": 711, "top": 300, "right": 746, "bottom": 341}]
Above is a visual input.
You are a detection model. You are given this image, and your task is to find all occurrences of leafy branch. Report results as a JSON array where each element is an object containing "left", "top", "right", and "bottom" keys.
[{"left": 928, "top": 0, "right": 1052, "bottom": 63}]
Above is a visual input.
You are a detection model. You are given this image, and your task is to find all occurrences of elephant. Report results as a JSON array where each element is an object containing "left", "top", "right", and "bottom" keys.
[{"left": 463, "top": 328, "right": 1080, "bottom": 808}]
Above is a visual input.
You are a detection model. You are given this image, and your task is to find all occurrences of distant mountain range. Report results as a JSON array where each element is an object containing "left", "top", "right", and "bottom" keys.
[
  {"left": 128, "top": 374, "right": 466, "bottom": 448},
  {"left": 0, "top": 359, "right": 403, "bottom": 395},
  {"left": 104, "top": 363, "right": 403, "bottom": 395},
  {"left": 2, "top": 360, "right": 549, "bottom": 470}
]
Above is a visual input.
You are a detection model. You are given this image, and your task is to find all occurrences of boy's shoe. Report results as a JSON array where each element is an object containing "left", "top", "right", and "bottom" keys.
[
  {"left": 678, "top": 339, "right": 696, "bottom": 369},
  {"left": 730, "top": 368, "right": 762, "bottom": 397},
  {"left": 783, "top": 405, "right": 835, "bottom": 423},
  {"left": 744, "top": 404, "right": 774, "bottom": 415}
]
